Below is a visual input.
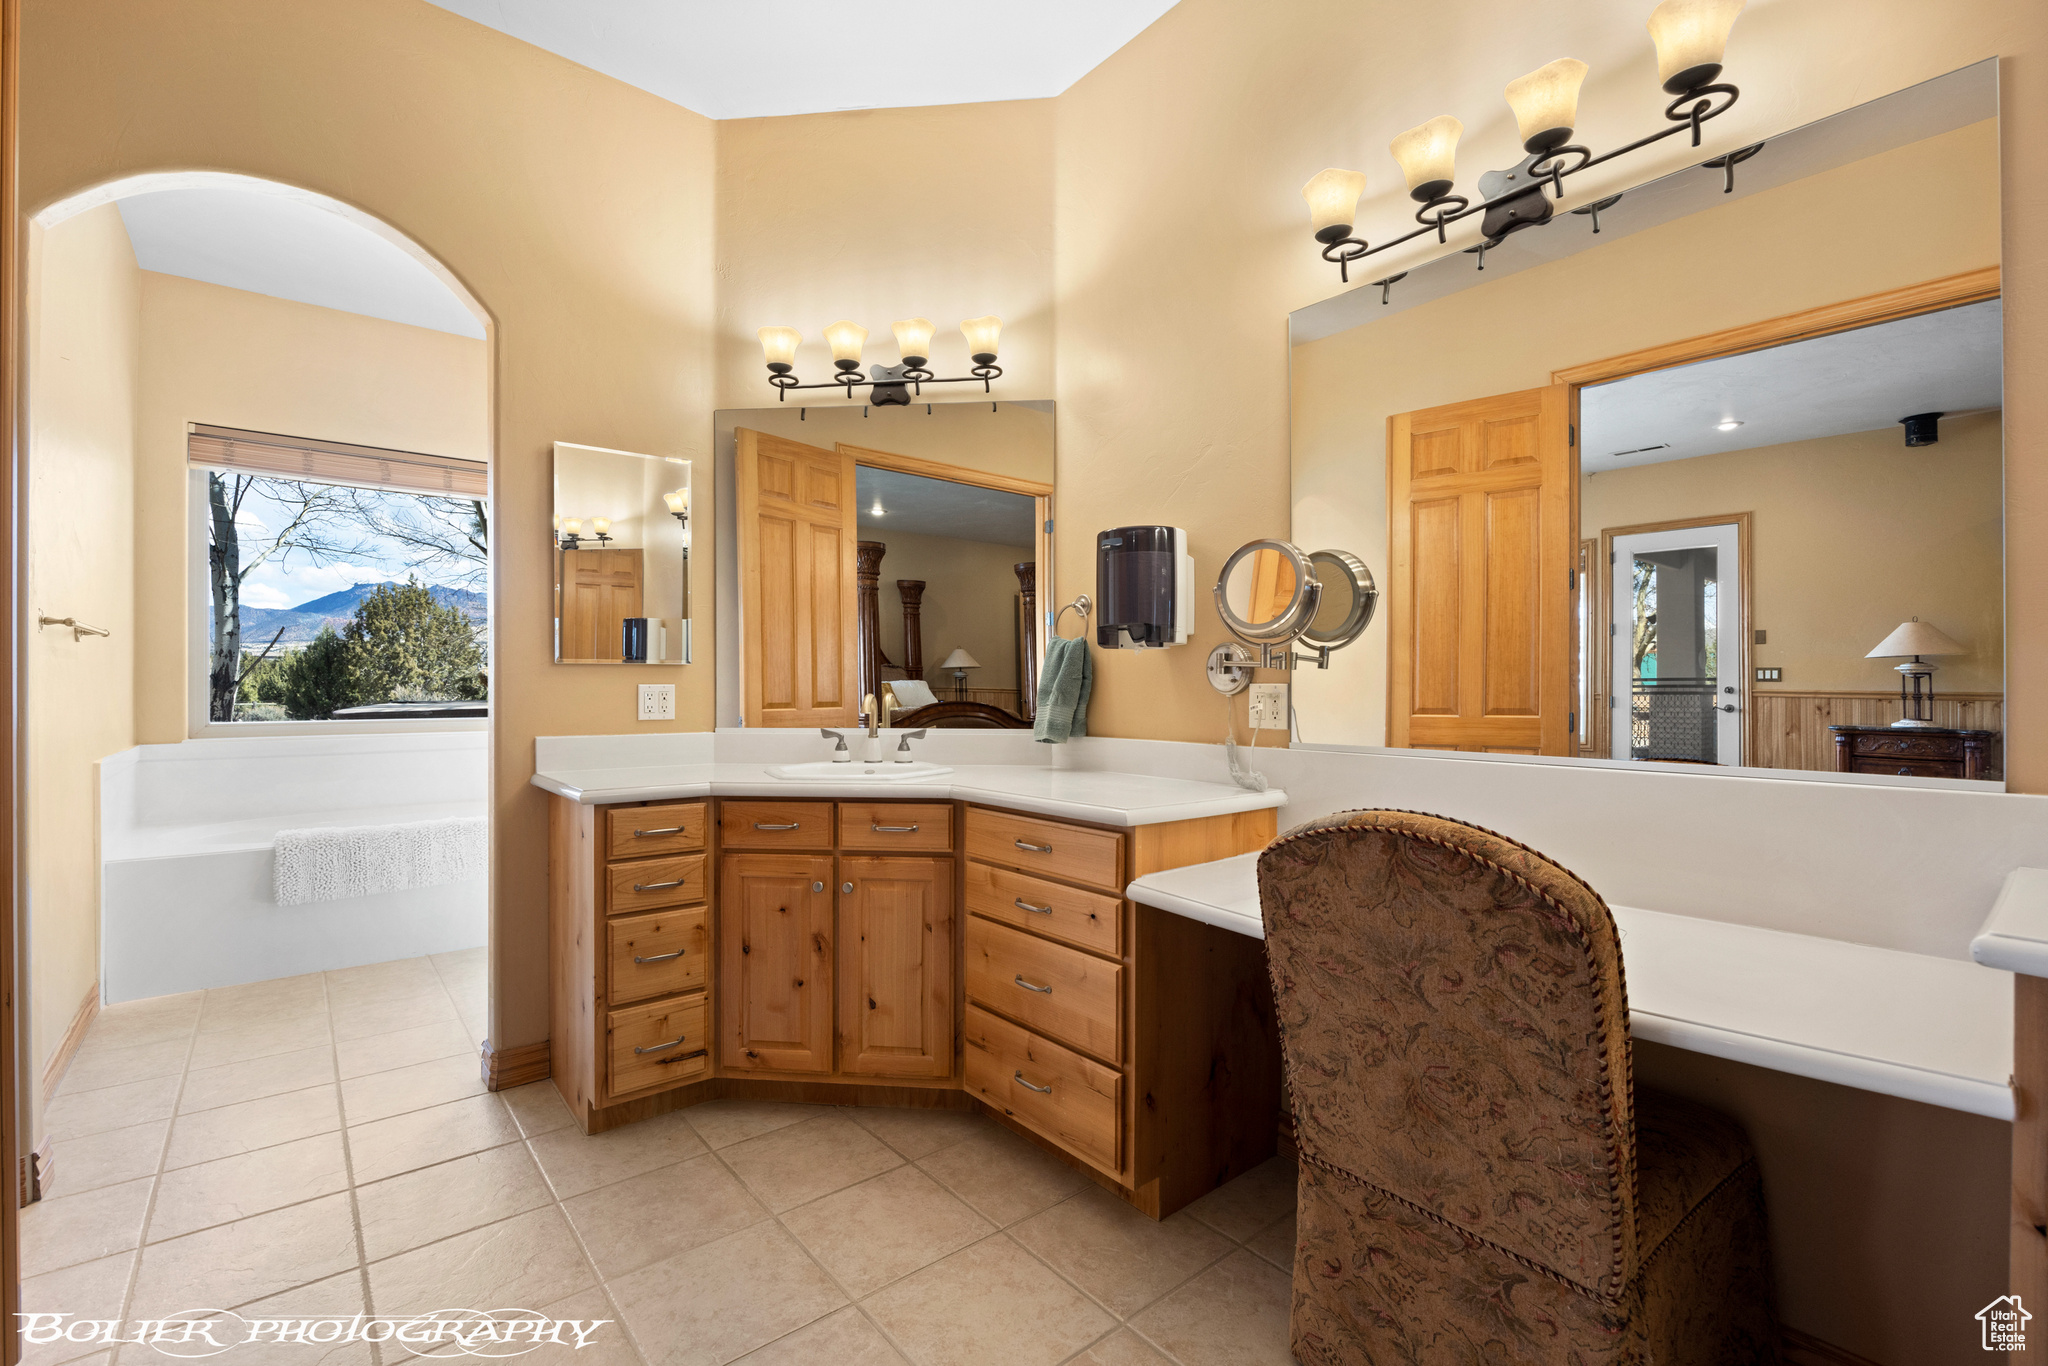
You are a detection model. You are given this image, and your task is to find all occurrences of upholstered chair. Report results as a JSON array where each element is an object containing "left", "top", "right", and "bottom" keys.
[{"left": 1258, "top": 809, "right": 1779, "bottom": 1365}]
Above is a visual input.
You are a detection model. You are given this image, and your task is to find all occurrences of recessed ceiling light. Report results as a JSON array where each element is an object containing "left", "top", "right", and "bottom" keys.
[
  {"left": 1716, "top": 419, "right": 1744, "bottom": 432},
  {"left": 869, "top": 501, "right": 884, "bottom": 516}
]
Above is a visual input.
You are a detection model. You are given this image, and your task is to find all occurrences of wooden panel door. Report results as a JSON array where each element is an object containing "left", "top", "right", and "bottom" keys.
[
  {"left": 560, "top": 548, "right": 644, "bottom": 661},
  {"left": 1387, "top": 385, "right": 1574, "bottom": 754},
  {"left": 719, "top": 853, "right": 834, "bottom": 1073},
  {"left": 838, "top": 856, "right": 954, "bottom": 1079},
  {"left": 738, "top": 428, "right": 858, "bottom": 727}
]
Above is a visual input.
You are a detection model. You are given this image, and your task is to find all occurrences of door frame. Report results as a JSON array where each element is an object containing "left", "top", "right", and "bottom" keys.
[{"left": 1597, "top": 514, "right": 1752, "bottom": 765}]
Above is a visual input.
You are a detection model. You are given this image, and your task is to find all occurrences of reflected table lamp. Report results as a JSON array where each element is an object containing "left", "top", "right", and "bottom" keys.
[
  {"left": 940, "top": 648, "right": 980, "bottom": 701},
  {"left": 1866, "top": 618, "right": 1967, "bottom": 728}
]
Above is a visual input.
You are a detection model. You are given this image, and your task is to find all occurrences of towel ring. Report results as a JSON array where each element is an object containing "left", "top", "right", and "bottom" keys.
[{"left": 1054, "top": 594, "right": 1092, "bottom": 640}]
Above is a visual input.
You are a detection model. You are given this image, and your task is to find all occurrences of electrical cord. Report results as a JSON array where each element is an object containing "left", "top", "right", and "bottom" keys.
[{"left": 1223, "top": 687, "right": 1269, "bottom": 792}]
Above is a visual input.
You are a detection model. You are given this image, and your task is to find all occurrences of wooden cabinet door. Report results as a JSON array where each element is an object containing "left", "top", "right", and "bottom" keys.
[
  {"left": 719, "top": 853, "right": 834, "bottom": 1073},
  {"left": 1386, "top": 384, "right": 1574, "bottom": 755},
  {"left": 560, "top": 548, "right": 645, "bottom": 661},
  {"left": 838, "top": 856, "right": 954, "bottom": 1079},
  {"left": 737, "top": 428, "right": 858, "bottom": 727}
]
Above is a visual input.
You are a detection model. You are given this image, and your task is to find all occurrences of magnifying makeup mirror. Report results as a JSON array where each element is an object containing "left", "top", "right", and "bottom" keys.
[{"left": 1208, "top": 540, "right": 1376, "bottom": 694}]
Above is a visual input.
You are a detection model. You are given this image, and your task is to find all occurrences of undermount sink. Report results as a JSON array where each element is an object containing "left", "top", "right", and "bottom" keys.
[{"left": 767, "top": 760, "right": 955, "bottom": 782}]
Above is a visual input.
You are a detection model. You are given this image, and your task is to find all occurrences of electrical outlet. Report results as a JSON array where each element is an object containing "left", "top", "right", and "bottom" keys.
[
  {"left": 1248, "top": 683, "right": 1288, "bottom": 730},
  {"left": 637, "top": 683, "right": 675, "bottom": 722}
]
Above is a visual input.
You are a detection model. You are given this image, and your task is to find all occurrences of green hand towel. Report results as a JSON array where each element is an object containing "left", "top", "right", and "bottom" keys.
[{"left": 1034, "top": 636, "right": 1092, "bottom": 743}]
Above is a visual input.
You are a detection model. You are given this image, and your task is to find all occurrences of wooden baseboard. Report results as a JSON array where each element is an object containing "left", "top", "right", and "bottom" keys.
[
  {"left": 479, "top": 1038, "right": 550, "bottom": 1091},
  {"left": 1781, "top": 1326, "right": 1887, "bottom": 1366},
  {"left": 574, "top": 1075, "right": 980, "bottom": 1136},
  {"left": 41, "top": 984, "right": 98, "bottom": 1099}
]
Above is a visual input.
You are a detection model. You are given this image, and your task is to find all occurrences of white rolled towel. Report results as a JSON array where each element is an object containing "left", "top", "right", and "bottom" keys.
[{"left": 273, "top": 817, "right": 488, "bottom": 907}]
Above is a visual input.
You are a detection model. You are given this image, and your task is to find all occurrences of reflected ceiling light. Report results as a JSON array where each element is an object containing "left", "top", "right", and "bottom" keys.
[
  {"left": 1304, "top": 0, "right": 1751, "bottom": 292},
  {"left": 758, "top": 314, "right": 1005, "bottom": 406},
  {"left": 663, "top": 488, "right": 689, "bottom": 526},
  {"left": 1716, "top": 419, "right": 1744, "bottom": 431},
  {"left": 870, "top": 499, "right": 885, "bottom": 517}
]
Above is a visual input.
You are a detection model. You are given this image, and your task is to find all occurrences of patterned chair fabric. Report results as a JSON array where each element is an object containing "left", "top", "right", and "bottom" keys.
[{"left": 1258, "top": 809, "right": 1779, "bottom": 1365}]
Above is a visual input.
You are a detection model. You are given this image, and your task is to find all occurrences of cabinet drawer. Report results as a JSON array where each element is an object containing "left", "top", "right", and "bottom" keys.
[
  {"left": 1851, "top": 757, "right": 1959, "bottom": 779},
  {"left": 1852, "top": 734, "right": 1963, "bottom": 761},
  {"left": 721, "top": 801, "right": 834, "bottom": 850},
  {"left": 966, "top": 808, "right": 1123, "bottom": 893},
  {"left": 606, "top": 802, "right": 706, "bottom": 860},
  {"left": 966, "top": 861, "right": 1120, "bottom": 959},
  {"left": 963, "top": 1004, "right": 1120, "bottom": 1174},
  {"left": 607, "top": 907, "right": 709, "bottom": 1005},
  {"left": 607, "top": 996, "right": 709, "bottom": 1098},
  {"left": 607, "top": 852, "right": 707, "bottom": 914},
  {"left": 965, "top": 915, "right": 1121, "bottom": 1063},
  {"left": 840, "top": 802, "right": 954, "bottom": 853}
]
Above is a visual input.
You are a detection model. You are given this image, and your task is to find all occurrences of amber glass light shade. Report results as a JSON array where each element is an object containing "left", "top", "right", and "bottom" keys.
[
  {"left": 960, "top": 315, "right": 1002, "bottom": 364},
  {"left": 1390, "top": 115, "right": 1463, "bottom": 202},
  {"left": 1301, "top": 169, "right": 1368, "bottom": 244},
  {"left": 757, "top": 326, "right": 801, "bottom": 372},
  {"left": 1506, "top": 58, "right": 1590, "bottom": 153},
  {"left": 824, "top": 319, "right": 867, "bottom": 370},
  {"left": 562, "top": 519, "right": 582, "bottom": 535},
  {"left": 890, "top": 317, "right": 936, "bottom": 367},
  {"left": 591, "top": 517, "right": 611, "bottom": 536},
  {"left": 1648, "top": 0, "right": 1744, "bottom": 93},
  {"left": 663, "top": 488, "right": 689, "bottom": 516}
]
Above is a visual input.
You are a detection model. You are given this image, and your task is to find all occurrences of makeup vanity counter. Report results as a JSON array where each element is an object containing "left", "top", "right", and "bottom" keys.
[{"left": 1128, "top": 851, "right": 2017, "bottom": 1120}]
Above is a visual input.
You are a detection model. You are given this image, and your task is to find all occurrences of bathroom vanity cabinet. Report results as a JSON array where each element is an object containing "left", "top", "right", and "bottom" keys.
[{"left": 545, "top": 790, "right": 1280, "bottom": 1218}]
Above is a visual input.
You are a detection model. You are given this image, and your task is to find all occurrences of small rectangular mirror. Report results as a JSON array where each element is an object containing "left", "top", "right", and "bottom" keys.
[{"left": 552, "top": 442, "right": 692, "bottom": 664}]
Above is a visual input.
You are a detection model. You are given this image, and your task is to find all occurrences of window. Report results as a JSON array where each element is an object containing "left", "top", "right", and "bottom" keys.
[{"left": 189, "top": 424, "right": 489, "bottom": 726}]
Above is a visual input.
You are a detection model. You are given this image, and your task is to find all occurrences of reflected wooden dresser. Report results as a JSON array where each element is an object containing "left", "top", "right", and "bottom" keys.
[{"left": 1830, "top": 724, "right": 1999, "bottom": 780}]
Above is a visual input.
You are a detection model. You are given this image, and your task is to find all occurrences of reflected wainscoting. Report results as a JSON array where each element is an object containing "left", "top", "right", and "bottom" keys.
[{"left": 1750, "top": 691, "right": 2003, "bottom": 776}]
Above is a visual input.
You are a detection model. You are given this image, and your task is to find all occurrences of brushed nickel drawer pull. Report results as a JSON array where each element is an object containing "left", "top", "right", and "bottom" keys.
[
  {"left": 1014, "top": 897, "right": 1053, "bottom": 916},
  {"left": 1014, "top": 839, "right": 1052, "bottom": 853},
  {"left": 634, "top": 826, "right": 686, "bottom": 837},
  {"left": 1014, "top": 975, "right": 1053, "bottom": 994},
  {"left": 633, "top": 879, "right": 687, "bottom": 892},
  {"left": 755, "top": 822, "right": 801, "bottom": 831},
  {"left": 657, "top": 1048, "right": 708, "bottom": 1066},
  {"left": 1014, "top": 1070, "right": 1053, "bottom": 1094},
  {"left": 871, "top": 823, "right": 920, "bottom": 833},
  {"left": 633, "top": 949, "right": 685, "bottom": 964},
  {"left": 634, "top": 1034, "right": 689, "bottom": 1054}
]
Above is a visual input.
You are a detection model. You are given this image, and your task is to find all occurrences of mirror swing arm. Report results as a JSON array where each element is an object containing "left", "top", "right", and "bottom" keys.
[{"left": 1207, "top": 542, "right": 1376, "bottom": 696}]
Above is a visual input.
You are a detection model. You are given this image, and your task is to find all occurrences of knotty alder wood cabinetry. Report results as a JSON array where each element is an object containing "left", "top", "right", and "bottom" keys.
[{"left": 546, "top": 793, "right": 1278, "bottom": 1218}]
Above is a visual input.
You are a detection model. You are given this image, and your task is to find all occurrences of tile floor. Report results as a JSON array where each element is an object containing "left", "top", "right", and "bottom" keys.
[{"left": 23, "top": 952, "right": 1303, "bottom": 1366}]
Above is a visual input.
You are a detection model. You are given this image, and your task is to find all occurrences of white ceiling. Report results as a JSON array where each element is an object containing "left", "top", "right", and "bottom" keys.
[
  {"left": 115, "top": 188, "right": 485, "bottom": 338},
  {"left": 857, "top": 467, "right": 1037, "bottom": 547},
  {"left": 1580, "top": 300, "right": 2002, "bottom": 471},
  {"left": 418, "top": 0, "right": 1181, "bottom": 119}
]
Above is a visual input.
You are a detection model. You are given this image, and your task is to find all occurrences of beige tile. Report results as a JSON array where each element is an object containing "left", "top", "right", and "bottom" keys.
[
  {"left": 1180, "top": 1156, "right": 1297, "bottom": 1243},
  {"left": 164, "top": 1085, "right": 340, "bottom": 1170},
  {"left": 348, "top": 1093, "right": 522, "bottom": 1184},
  {"left": 915, "top": 1124, "right": 1086, "bottom": 1227},
  {"left": 1126, "top": 1250, "right": 1295, "bottom": 1366},
  {"left": 19, "top": 1177, "right": 152, "bottom": 1275},
  {"left": 608, "top": 1221, "right": 844, "bottom": 1366},
  {"left": 356, "top": 1142, "right": 552, "bottom": 1261},
  {"left": 340, "top": 1053, "right": 485, "bottom": 1124},
  {"left": 177, "top": 1045, "right": 335, "bottom": 1114},
  {"left": 55, "top": 1039, "right": 190, "bottom": 1096},
  {"left": 45, "top": 1077, "right": 179, "bottom": 1142},
  {"left": 1012, "top": 1188, "right": 1232, "bottom": 1319},
  {"left": 366, "top": 1205, "right": 595, "bottom": 1319},
  {"left": 82, "top": 994, "right": 200, "bottom": 1051},
  {"left": 430, "top": 946, "right": 486, "bottom": 975},
  {"left": 1245, "top": 1210, "right": 1295, "bottom": 1271},
  {"left": 721, "top": 1112, "right": 902, "bottom": 1213},
  {"left": 680, "top": 1099, "right": 827, "bottom": 1150},
  {"left": 127, "top": 1192, "right": 358, "bottom": 1319},
  {"left": 390, "top": 1286, "right": 642, "bottom": 1366},
  {"left": 733, "top": 1307, "right": 907, "bottom": 1366},
  {"left": 500, "top": 1080, "right": 578, "bottom": 1137},
  {"left": 334, "top": 1019, "right": 474, "bottom": 1080},
  {"left": 198, "top": 977, "right": 327, "bottom": 1033},
  {"left": 148, "top": 1133, "right": 350, "bottom": 1242},
  {"left": 849, "top": 1106, "right": 992, "bottom": 1161},
  {"left": 330, "top": 991, "right": 459, "bottom": 1044},
  {"left": 232, "top": 1269, "right": 373, "bottom": 1366},
  {"left": 561, "top": 1152, "right": 767, "bottom": 1280},
  {"left": 326, "top": 957, "right": 441, "bottom": 1004},
  {"left": 782, "top": 1165, "right": 992, "bottom": 1298},
  {"left": 185, "top": 1011, "right": 333, "bottom": 1071},
  {"left": 1071, "top": 1329, "right": 1173, "bottom": 1365},
  {"left": 528, "top": 1109, "right": 708, "bottom": 1200},
  {"left": 863, "top": 1234, "right": 1113, "bottom": 1366},
  {"left": 50, "top": 1120, "right": 167, "bottom": 1196},
  {"left": 20, "top": 1251, "right": 134, "bottom": 1366}
]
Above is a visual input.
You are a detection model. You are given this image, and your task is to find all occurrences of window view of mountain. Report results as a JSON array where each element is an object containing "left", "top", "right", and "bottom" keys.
[{"left": 238, "top": 581, "right": 488, "bottom": 648}]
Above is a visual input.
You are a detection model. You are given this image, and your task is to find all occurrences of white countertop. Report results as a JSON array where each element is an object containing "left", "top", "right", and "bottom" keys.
[
  {"left": 529, "top": 762, "right": 1286, "bottom": 829},
  {"left": 1128, "top": 852, "right": 2015, "bottom": 1120},
  {"left": 1972, "top": 868, "right": 2048, "bottom": 976}
]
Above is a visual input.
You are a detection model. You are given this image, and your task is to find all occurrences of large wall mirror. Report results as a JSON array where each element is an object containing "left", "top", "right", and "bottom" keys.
[
  {"left": 1289, "top": 60, "right": 2002, "bottom": 786},
  {"left": 713, "top": 401, "right": 1054, "bottom": 729},
  {"left": 552, "top": 442, "right": 693, "bottom": 663}
]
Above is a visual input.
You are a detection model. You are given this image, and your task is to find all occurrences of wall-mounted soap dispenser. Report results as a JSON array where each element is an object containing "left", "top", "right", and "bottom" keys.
[{"left": 1096, "top": 526, "right": 1193, "bottom": 649}]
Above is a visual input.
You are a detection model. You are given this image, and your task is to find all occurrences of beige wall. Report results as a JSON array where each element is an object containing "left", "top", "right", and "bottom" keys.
[
  {"left": 26, "top": 203, "right": 139, "bottom": 1090},
  {"left": 136, "top": 271, "right": 489, "bottom": 738},
  {"left": 1288, "top": 120, "right": 1999, "bottom": 746},
  {"left": 864, "top": 527, "right": 1031, "bottom": 699},
  {"left": 1583, "top": 415, "right": 2004, "bottom": 695}
]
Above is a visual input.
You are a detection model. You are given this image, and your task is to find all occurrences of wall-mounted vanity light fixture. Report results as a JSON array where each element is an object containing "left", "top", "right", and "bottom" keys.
[
  {"left": 758, "top": 316, "right": 1003, "bottom": 404},
  {"left": 663, "top": 487, "right": 689, "bottom": 528},
  {"left": 1303, "top": 0, "right": 1752, "bottom": 290}
]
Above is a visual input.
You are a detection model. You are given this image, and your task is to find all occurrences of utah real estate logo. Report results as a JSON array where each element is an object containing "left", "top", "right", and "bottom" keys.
[{"left": 1980, "top": 1295, "right": 2032, "bottom": 1352}]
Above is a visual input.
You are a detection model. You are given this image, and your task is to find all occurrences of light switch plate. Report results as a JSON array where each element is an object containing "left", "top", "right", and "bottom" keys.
[
  {"left": 637, "top": 683, "right": 676, "bottom": 721},
  {"left": 1248, "top": 683, "right": 1288, "bottom": 730},
  {"left": 1755, "top": 667, "right": 1782, "bottom": 682}
]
